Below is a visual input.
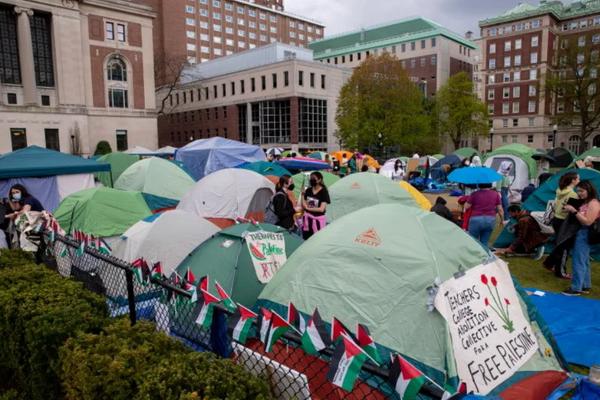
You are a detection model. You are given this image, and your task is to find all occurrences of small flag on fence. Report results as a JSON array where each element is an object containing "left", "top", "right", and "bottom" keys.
[
  {"left": 98, "top": 239, "right": 111, "bottom": 255},
  {"left": 195, "top": 289, "right": 220, "bottom": 330},
  {"left": 182, "top": 268, "right": 197, "bottom": 300},
  {"left": 165, "top": 272, "right": 181, "bottom": 302},
  {"left": 191, "top": 275, "right": 209, "bottom": 303},
  {"left": 327, "top": 333, "right": 369, "bottom": 392},
  {"left": 331, "top": 317, "right": 355, "bottom": 343},
  {"left": 301, "top": 308, "right": 331, "bottom": 355},
  {"left": 441, "top": 382, "right": 467, "bottom": 400},
  {"left": 88, "top": 235, "right": 97, "bottom": 250},
  {"left": 229, "top": 303, "right": 257, "bottom": 344},
  {"left": 215, "top": 281, "right": 236, "bottom": 313},
  {"left": 259, "top": 308, "right": 272, "bottom": 344},
  {"left": 287, "top": 302, "right": 306, "bottom": 333},
  {"left": 132, "top": 258, "right": 148, "bottom": 285},
  {"left": 389, "top": 354, "right": 426, "bottom": 400},
  {"left": 357, "top": 323, "right": 382, "bottom": 365},
  {"left": 265, "top": 311, "right": 293, "bottom": 353},
  {"left": 151, "top": 262, "right": 163, "bottom": 280},
  {"left": 75, "top": 230, "right": 86, "bottom": 256}
]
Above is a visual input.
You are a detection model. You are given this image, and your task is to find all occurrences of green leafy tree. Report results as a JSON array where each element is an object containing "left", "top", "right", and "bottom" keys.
[
  {"left": 435, "top": 72, "right": 488, "bottom": 151},
  {"left": 93, "top": 140, "right": 112, "bottom": 156},
  {"left": 546, "top": 36, "right": 600, "bottom": 153},
  {"left": 336, "top": 53, "right": 438, "bottom": 155}
]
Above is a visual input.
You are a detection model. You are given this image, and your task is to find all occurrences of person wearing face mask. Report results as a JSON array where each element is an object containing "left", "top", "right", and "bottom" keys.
[
  {"left": 4, "top": 184, "right": 44, "bottom": 221},
  {"left": 301, "top": 171, "right": 330, "bottom": 240},
  {"left": 271, "top": 175, "right": 296, "bottom": 230}
]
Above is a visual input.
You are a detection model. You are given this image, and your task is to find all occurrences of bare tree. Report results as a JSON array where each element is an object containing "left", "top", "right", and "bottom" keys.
[{"left": 154, "top": 52, "right": 189, "bottom": 115}]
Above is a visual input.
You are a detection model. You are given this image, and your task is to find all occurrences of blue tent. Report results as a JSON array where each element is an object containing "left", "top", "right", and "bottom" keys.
[
  {"left": 174, "top": 137, "right": 266, "bottom": 180},
  {"left": 431, "top": 154, "right": 463, "bottom": 181},
  {"left": 236, "top": 161, "right": 291, "bottom": 177}
]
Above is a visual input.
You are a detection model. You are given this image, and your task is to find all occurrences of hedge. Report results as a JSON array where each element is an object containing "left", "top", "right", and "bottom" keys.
[
  {"left": 0, "top": 249, "right": 34, "bottom": 269},
  {"left": 60, "top": 319, "right": 273, "bottom": 400},
  {"left": 0, "top": 258, "right": 108, "bottom": 400}
]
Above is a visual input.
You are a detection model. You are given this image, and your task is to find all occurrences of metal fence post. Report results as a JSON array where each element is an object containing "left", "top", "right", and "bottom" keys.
[{"left": 125, "top": 269, "right": 137, "bottom": 325}]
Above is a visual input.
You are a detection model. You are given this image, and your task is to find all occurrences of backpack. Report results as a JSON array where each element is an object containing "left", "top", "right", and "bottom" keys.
[{"left": 264, "top": 192, "right": 287, "bottom": 225}]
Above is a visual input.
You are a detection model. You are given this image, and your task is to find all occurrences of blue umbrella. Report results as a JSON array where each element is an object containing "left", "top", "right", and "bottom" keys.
[{"left": 447, "top": 166, "right": 502, "bottom": 184}]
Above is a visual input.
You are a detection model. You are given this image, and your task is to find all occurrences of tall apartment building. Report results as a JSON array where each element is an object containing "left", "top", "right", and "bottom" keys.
[
  {"left": 479, "top": 0, "right": 600, "bottom": 152},
  {"left": 0, "top": 0, "right": 157, "bottom": 155},
  {"left": 144, "top": 0, "right": 324, "bottom": 85},
  {"left": 156, "top": 43, "right": 351, "bottom": 152},
  {"left": 309, "top": 18, "right": 477, "bottom": 98}
]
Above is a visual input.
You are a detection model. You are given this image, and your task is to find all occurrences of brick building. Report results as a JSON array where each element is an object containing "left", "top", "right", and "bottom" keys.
[
  {"left": 0, "top": 0, "right": 157, "bottom": 155},
  {"left": 156, "top": 43, "right": 351, "bottom": 152},
  {"left": 479, "top": 0, "right": 600, "bottom": 152},
  {"left": 144, "top": 0, "right": 324, "bottom": 85},
  {"left": 308, "top": 18, "right": 477, "bottom": 98}
]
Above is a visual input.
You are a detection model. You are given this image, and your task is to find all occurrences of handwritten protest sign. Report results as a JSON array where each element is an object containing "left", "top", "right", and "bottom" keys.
[
  {"left": 434, "top": 259, "right": 538, "bottom": 395},
  {"left": 246, "top": 231, "right": 287, "bottom": 283}
]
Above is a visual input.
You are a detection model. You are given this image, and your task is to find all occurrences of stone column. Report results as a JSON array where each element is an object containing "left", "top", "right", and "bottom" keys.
[
  {"left": 14, "top": 6, "right": 37, "bottom": 106},
  {"left": 246, "top": 102, "right": 253, "bottom": 145}
]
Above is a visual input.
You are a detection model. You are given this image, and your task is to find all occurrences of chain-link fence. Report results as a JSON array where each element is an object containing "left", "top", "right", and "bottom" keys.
[{"left": 46, "top": 234, "right": 443, "bottom": 400}]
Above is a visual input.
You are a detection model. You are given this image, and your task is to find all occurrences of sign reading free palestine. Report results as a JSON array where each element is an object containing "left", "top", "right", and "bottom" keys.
[
  {"left": 434, "top": 259, "right": 538, "bottom": 395},
  {"left": 246, "top": 231, "right": 287, "bottom": 283}
]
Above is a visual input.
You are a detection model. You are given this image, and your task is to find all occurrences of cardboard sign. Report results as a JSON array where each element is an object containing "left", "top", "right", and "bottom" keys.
[
  {"left": 434, "top": 259, "right": 538, "bottom": 395},
  {"left": 246, "top": 231, "right": 287, "bottom": 283}
]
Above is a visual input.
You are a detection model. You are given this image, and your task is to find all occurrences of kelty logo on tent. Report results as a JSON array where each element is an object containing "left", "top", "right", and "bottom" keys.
[{"left": 354, "top": 228, "right": 381, "bottom": 247}]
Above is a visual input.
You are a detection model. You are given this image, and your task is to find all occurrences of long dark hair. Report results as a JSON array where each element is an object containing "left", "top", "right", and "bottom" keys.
[
  {"left": 394, "top": 159, "right": 401, "bottom": 172},
  {"left": 9, "top": 184, "right": 30, "bottom": 199},
  {"left": 559, "top": 172, "right": 579, "bottom": 190},
  {"left": 577, "top": 180, "right": 599, "bottom": 203},
  {"left": 310, "top": 171, "right": 326, "bottom": 188},
  {"left": 275, "top": 174, "right": 292, "bottom": 191}
]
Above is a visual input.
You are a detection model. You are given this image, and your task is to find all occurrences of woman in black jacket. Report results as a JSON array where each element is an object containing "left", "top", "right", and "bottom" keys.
[{"left": 272, "top": 175, "right": 296, "bottom": 230}]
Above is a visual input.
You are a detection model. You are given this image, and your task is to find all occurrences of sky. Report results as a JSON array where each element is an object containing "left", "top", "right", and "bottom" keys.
[{"left": 286, "top": 0, "right": 518, "bottom": 39}]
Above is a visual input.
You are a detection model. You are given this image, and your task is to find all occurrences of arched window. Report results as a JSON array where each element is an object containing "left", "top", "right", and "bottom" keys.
[
  {"left": 593, "top": 135, "right": 600, "bottom": 148},
  {"left": 568, "top": 135, "right": 581, "bottom": 154},
  {"left": 106, "top": 56, "right": 129, "bottom": 108}
]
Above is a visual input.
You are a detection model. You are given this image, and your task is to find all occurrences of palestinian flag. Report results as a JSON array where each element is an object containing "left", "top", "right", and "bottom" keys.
[
  {"left": 229, "top": 303, "right": 257, "bottom": 344},
  {"left": 357, "top": 323, "right": 382, "bottom": 365},
  {"left": 287, "top": 302, "right": 306, "bottom": 333},
  {"left": 88, "top": 235, "right": 97, "bottom": 250},
  {"left": 389, "top": 354, "right": 426, "bottom": 400},
  {"left": 166, "top": 272, "right": 181, "bottom": 302},
  {"left": 75, "top": 230, "right": 86, "bottom": 256},
  {"left": 441, "top": 382, "right": 467, "bottom": 400},
  {"left": 132, "top": 258, "right": 148, "bottom": 285},
  {"left": 259, "top": 308, "right": 272, "bottom": 344},
  {"left": 182, "top": 268, "right": 197, "bottom": 300},
  {"left": 326, "top": 333, "right": 368, "bottom": 391},
  {"left": 265, "top": 311, "right": 292, "bottom": 352},
  {"left": 301, "top": 308, "right": 331, "bottom": 355},
  {"left": 195, "top": 289, "right": 221, "bottom": 330},
  {"left": 151, "top": 262, "right": 163, "bottom": 280},
  {"left": 98, "top": 239, "right": 111, "bottom": 255},
  {"left": 331, "top": 317, "right": 355, "bottom": 343},
  {"left": 59, "top": 245, "right": 69, "bottom": 257},
  {"left": 215, "top": 281, "right": 236, "bottom": 313},
  {"left": 191, "top": 275, "right": 209, "bottom": 303}
]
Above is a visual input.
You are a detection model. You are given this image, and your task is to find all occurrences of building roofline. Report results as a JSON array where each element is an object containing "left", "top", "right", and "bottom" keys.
[
  {"left": 479, "top": 0, "right": 600, "bottom": 27},
  {"left": 233, "top": 0, "right": 324, "bottom": 27},
  {"left": 82, "top": 0, "right": 156, "bottom": 18}
]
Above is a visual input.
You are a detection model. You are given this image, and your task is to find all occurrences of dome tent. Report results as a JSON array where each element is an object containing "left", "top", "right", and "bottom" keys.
[
  {"left": 291, "top": 171, "right": 339, "bottom": 199},
  {"left": 175, "top": 223, "right": 303, "bottom": 308},
  {"left": 327, "top": 172, "right": 419, "bottom": 221},
  {"left": 453, "top": 147, "right": 480, "bottom": 160},
  {"left": 95, "top": 152, "right": 139, "bottom": 188},
  {"left": 237, "top": 161, "right": 291, "bottom": 178},
  {"left": 258, "top": 204, "right": 564, "bottom": 393},
  {"left": 484, "top": 144, "right": 539, "bottom": 193}
]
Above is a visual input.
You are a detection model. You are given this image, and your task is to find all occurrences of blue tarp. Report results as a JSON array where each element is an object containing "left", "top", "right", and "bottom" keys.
[
  {"left": 528, "top": 290, "right": 600, "bottom": 367},
  {"left": 0, "top": 146, "right": 110, "bottom": 179},
  {"left": 0, "top": 177, "right": 60, "bottom": 211},
  {"left": 174, "top": 138, "right": 265, "bottom": 181}
]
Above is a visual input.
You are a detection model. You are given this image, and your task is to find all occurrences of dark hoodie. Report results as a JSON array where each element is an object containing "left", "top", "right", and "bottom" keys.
[{"left": 431, "top": 196, "right": 455, "bottom": 222}]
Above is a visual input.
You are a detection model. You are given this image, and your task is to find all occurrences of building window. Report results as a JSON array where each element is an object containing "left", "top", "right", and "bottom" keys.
[
  {"left": 310, "top": 72, "right": 315, "bottom": 88},
  {"left": 489, "top": 59, "right": 496, "bottom": 69},
  {"left": 531, "top": 36, "right": 539, "bottom": 47},
  {"left": 272, "top": 73, "right": 277, "bottom": 89},
  {"left": 502, "top": 119, "right": 508, "bottom": 128},
  {"left": 259, "top": 100, "right": 291, "bottom": 144},
  {"left": 514, "top": 55, "right": 521, "bottom": 66},
  {"left": 502, "top": 135, "right": 508, "bottom": 143},
  {"left": 513, "top": 86, "right": 520, "bottom": 98},
  {"left": 529, "top": 85, "right": 537, "bottom": 96},
  {"left": 299, "top": 70, "right": 304, "bottom": 86},
  {"left": 529, "top": 117, "right": 535, "bottom": 127},
  {"left": 117, "top": 23, "right": 126, "bottom": 42},
  {"left": 299, "top": 98, "right": 327, "bottom": 143},
  {"left": 578, "top": 36, "right": 586, "bottom": 47},
  {"left": 10, "top": 128, "right": 27, "bottom": 150},
  {"left": 321, "top": 74, "right": 326, "bottom": 89},
  {"left": 528, "top": 100, "right": 536, "bottom": 113},
  {"left": 107, "top": 57, "right": 127, "bottom": 81},
  {"left": 504, "top": 56, "right": 511, "bottom": 68},
  {"left": 502, "top": 102, "right": 509, "bottom": 114},
  {"left": 513, "top": 118, "right": 519, "bottom": 127},
  {"left": 568, "top": 135, "right": 581, "bottom": 153},
  {"left": 489, "top": 43, "right": 496, "bottom": 54},
  {"left": 488, "top": 90, "right": 495, "bottom": 100},
  {"left": 105, "top": 21, "right": 114, "bottom": 40},
  {"left": 504, "top": 41, "right": 511, "bottom": 51},
  {"left": 530, "top": 52, "right": 538, "bottom": 64},
  {"left": 116, "top": 130, "right": 128, "bottom": 151},
  {"left": 31, "top": 12, "right": 55, "bottom": 87},
  {"left": 0, "top": 7, "right": 20, "bottom": 85},
  {"left": 44, "top": 128, "right": 59, "bottom": 151},
  {"left": 512, "top": 102, "right": 520, "bottom": 113},
  {"left": 515, "top": 39, "right": 522, "bottom": 50},
  {"left": 503, "top": 87, "right": 510, "bottom": 98},
  {"left": 261, "top": 75, "right": 266, "bottom": 90},
  {"left": 41, "top": 95, "right": 50, "bottom": 106},
  {"left": 251, "top": 77, "right": 255, "bottom": 92},
  {"left": 421, "top": 39, "right": 426, "bottom": 49},
  {"left": 106, "top": 56, "right": 128, "bottom": 108},
  {"left": 530, "top": 69, "right": 537, "bottom": 80},
  {"left": 108, "top": 88, "right": 128, "bottom": 108},
  {"left": 213, "top": 85, "right": 217, "bottom": 98},
  {"left": 410, "top": 42, "right": 415, "bottom": 51},
  {"left": 512, "top": 135, "right": 518, "bottom": 143},
  {"left": 284, "top": 71, "right": 289, "bottom": 87},
  {"left": 431, "top": 38, "right": 436, "bottom": 47},
  {"left": 6, "top": 92, "right": 16, "bottom": 104},
  {"left": 241, "top": 79, "right": 245, "bottom": 93},
  {"left": 231, "top": 81, "right": 235, "bottom": 96}
]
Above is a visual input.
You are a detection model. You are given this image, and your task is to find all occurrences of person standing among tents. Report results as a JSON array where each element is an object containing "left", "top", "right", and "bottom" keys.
[
  {"left": 464, "top": 183, "right": 504, "bottom": 250},
  {"left": 562, "top": 180, "right": 600, "bottom": 296},
  {"left": 301, "top": 172, "right": 330, "bottom": 240},
  {"left": 543, "top": 172, "right": 580, "bottom": 278},
  {"left": 390, "top": 159, "right": 405, "bottom": 181},
  {"left": 270, "top": 175, "right": 296, "bottom": 231},
  {"left": 3, "top": 184, "right": 44, "bottom": 219},
  {"left": 348, "top": 154, "right": 358, "bottom": 175},
  {"left": 498, "top": 161, "right": 512, "bottom": 222},
  {"left": 470, "top": 155, "right": 483, "bottom": 167}
]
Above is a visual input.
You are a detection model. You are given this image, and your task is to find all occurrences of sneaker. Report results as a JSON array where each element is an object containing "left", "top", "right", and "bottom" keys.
[
  {"left": 562, "top": 289, "right": 582, "bottom": 296},
  {"left": 533, "top": 246, "right": 545, "bottom": 261},
  {"left": 582, "top": 288, "right": 591, "bottom": 294}
]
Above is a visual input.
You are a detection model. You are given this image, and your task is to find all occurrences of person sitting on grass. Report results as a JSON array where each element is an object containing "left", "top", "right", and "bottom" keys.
[{"left": 496, "top": 205, "right": 548, "bottom": 260}]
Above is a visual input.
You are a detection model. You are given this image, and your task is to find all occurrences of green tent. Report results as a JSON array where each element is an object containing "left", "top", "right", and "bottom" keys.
[
  {"left": 453, "top": 147, "right": 480, "bottom": 160},
  {"left": 96, "top": 152, "right": 139, "bottom": 188},
  {"left": 484, "top": 144, "right": 538, "bottom": 178},
  {"left": 54, "top": 187, "right": 152, "bottom": 237},
  {"left": 174, "top": 223, "right": 303, "bottom": 308},
  {"left": 237, "top": 161, "right": 291, "bottom": 178},
  {"left": 327, "top": 172, "right": 418, "bottom": 221},
  {"left": 432, "top": 153, "right": 445, "bottom": 160},
  {"left": 291, "top": 171, "right": 339, "bottom": 199},
  {"left": 572, "top": 147, "right": 600, "bottom": 164},
  {"left": 307, "top": 151, "right": 328, "bottom": 161},
  {"left": 114, "top": 157, "right": 194, "bottom": 201},
  {"left": 258, "top": 204, "right": 563, "bottom": 389}
]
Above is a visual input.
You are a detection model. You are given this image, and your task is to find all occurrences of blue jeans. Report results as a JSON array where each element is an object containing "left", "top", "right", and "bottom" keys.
[
  {"left": 468, "top": 216, "right": 496, "bottom": 250},
  {"left": 501, "top": 187, "right": 510, "bottom": 221},
  {"left": 571, "top": 228, "right": 592, "bottom": 291}
]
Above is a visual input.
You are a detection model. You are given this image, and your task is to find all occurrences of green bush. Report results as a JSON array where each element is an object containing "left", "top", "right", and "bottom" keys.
[
  {"left": 0, "top": 249, "right": 34, "bottom": 269},
  {"left": 0, "top": 262, "right": 107, "bottom": 400},
  {"left": 60, "top": 319, "right": 272, "bottom": 400},
  {"left": 93, "top": 140, "right": 112, "bottom": 156}
]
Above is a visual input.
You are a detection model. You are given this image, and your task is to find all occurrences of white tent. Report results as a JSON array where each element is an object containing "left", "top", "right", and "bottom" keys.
[
  {"left": 125, "top": 146, "right": 155, "bottom": 155},
  {"left": 177, "top": 168, "right": 274, "bottom": 224},
  {"left": 111, "top": 210, "right": 220, "bottom": 277}
]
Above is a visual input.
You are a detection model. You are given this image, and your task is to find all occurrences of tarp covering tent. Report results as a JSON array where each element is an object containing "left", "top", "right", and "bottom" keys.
[
  {"left": 112, "top": 210, "right": 219, "bottom": 277},
  {"left": 291, "top": 171, "right": 339, "bottom": 199},
  {"left": 54, "top": 187, "right": 152, "bottom": 238},
  {"left": 177, "top": 168, "right": 274, "bottom": 228},
  {"left": 114, "top": 157, "right": 195, "bottom": 209},
  {"left": 327, "top": 173, "right": 419, "bottom": 221},
  {"left": 257, "top": 204, "right": 565, "bottom": 393},
  {"left": 95, "top": 152, "right": 139, "bottom": 188},
  {"left": 0, "top": 146, "right": 109, "bottom": 210},
  {"left": 307, "top": 151, "right": 328, "bottom": 161},
  {"left": 175, "top": 223, "right": 303, "bottom": 307},
  {"left": 399, "top": 181, "right": 432, "bottom": 211},
  {"left": 547, "top": 148, "right": 575, "bottom": 169},
  {"left": 175, "top": 137, "right": 266, "bottom": 180},
  {"left": 571, "top": 147, "right": 600, "bottom": 166},
  {"left": 453, "top": 147, "right": 480, "bottom": 160},
  {"left": 431, "top": 154, "right": 462, "bottom": 181},
  {"left": 484, "top": 144, "right": 538, "bottom": 192},
  {"left": 237, "top": 161, "right": 291, "bottom": 178},
  {"left": 275, "top": 157, "right": 330, "bottom": 172}
]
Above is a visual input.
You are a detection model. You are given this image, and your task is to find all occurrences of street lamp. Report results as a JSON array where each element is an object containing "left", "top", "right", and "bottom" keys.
[
  {"left": 489, "top": 128, "right": 494, "bottom": 152},
  {"left": 377, "top": 132, "right": 384, "bottom": 158},
  {"left": 552, "top": 124, "right": 558, "bottom": 149}
]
